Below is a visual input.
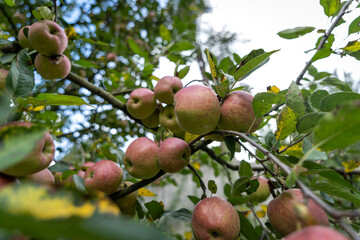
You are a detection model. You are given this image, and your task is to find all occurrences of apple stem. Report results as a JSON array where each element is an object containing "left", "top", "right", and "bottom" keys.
[{"left": 187, "top": 164, "right": 207, "bottom": 198}]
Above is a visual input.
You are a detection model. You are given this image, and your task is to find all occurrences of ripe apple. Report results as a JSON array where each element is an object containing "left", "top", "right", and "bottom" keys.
[
  {"left": 77, "top": 161, "right": 95, "bottom": 178},
  {"left": 174, "top": 85, "right": 220, "bottom": 135},
  {"left": 192, "top": 196, "right": 240, "bottom": 240},
  {"left": 106, "top": 52, "right": 118, "bottom": 62},
  {"left": 159, "top": 105, "right": 183, "bottom": 134},
  {"left": 34, "top": 54, "right": 71, "bottom": 80},
  {"left": 141, "top": 109, "right": 160, "bottom": 128},
  {"left": 218, "top": 91, "right": 262, "bottom": 133},
  {"left": 0, "top": 69, "right": 9, "bottom": 91},
  {"left": 0, "top": 121, "right": 55, "bottom": 177},
  {"left": 154, "top": 76, "right": 183, "bottom": 104},
  {"left": 25, "top": 168, "right": 55, "bottom": 184},
  {"left": 114, "top": 181, "right": 138, "bottom": 217},
  {"left": 284, "top": 226, "right": 349, "bottom": 240},
  {"left": 247, "top": 176, "right": 270, "bottom": 203},
  {"left": 126, "top": 88, "right": 157, "bottom": 119},
  {"left": 123, "top": 137, "right": 160, "bottom": 179},
  {"left": 157, "top": 137, "right": 191, "bottom": 173},
  {"left": 28, "top": 20, "right": 68, "bottom": 56},
  {"left": 267, "top": 188, "right": 329, "bottom": 236},
  {"left": 0, "top": 173, "right": 17, "bottom": 190},
  {"left": 18, "top": 26, "right": 34, "bottom": 51}
]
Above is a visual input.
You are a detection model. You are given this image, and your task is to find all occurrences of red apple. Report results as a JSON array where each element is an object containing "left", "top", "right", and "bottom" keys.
[
  {"left": 267, "top": 188, "right": 329, "bottom": 236},
  {"left": 284, "top": 226, "right": 349, "bottom": 240},
  {"left": 174, "top": 85, "right": 220, "bottom": 135},
  {"left": 123, "top": 137, "right": 160, "bottom": 179},
  {"left": 25, "top": 168, "right": 54, "bottom": 184},
  {"left": 114, "top": 181, "right": 139, "bottom": 217},
  {"left": 154, "top": 76, "right": 183, "bottom": 104},
  {"left": 247, "top": 176, "right": 270, "bottom": 203},
  {"left": 126, "top": 88, "right": 157, "bottom": 119},
  {"left": 77, "top": 161, "right": 95, "bottom": 178},
  {"left": 18, "top": 26, "right": 34, "bottom": 51},
  {"left": 159, "top": 105, "right": 183, "bottom": 134},
  {"left": 218, "top": 91, "right": 262, "bottom": 133},
  {"left": 192, "top": 196, "right": 240, "bottom": 240},
  {"left": 158, "top": 137, "right": 191, "bottom": 173},
  {"left": 34, "top": 54, "right": 71, "bottom": 80},
  {"left": 84, "top": 160, "right": 124, "bottom": 194}
]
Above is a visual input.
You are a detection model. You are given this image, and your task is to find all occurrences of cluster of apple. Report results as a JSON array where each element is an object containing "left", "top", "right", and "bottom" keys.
[{"left": 18, "top": 20, "right": 71, "bottom": 80}]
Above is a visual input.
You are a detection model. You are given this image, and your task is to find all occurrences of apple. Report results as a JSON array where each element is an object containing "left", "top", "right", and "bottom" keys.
[
  {"left": 18, "top": 26, "right": 34, "bottom": 51},
  {"left": 154, "top": 76, "right": 183, "bottom": 104},
  {"left": 0, "top": 121, "right": 55, "bottom": 177},
  {"left": 34, "top": 54, "right": 71, "bottom": 80},
  {"left": 192, "top": 196, "right": 240, "bottom": 240},
  {"left": 28, "top": 20, "right": 68, "bottom": 56},
  {"left": 141, "top": 109, "right": 160, "bottom": 128},
  {"left": 77, "top": 161, "right": 95, "bottom": 178},
  {"left": 123, "top": 137, "right": 160, "bottom": 179},
  {"left": 284, "top": 226, "right": 349, "bottom": 240},
  {"left": 0, "top": 173, "right": 17, "bottom": 190},
  {"left": 106, "top": 52, "right": 118, "bottom": 62},
  {"left": 25, "top": 168, "right": 55, "bottom": 184},
  {"left": 126, "top": 88, "right": 157, "bottom": 119},
  {"left": 247, "top": 176, "right": 270, "bottom": 203},
  {"left": 114, "top": 181, "right": 139, "bottom": 217},
  {"left": 84, "top": 160, "right": 124, "bottom": 194},
  {"left": 0, "top": 69, "right": 9, "bottom": 91},
  {"left": 159, "top": 105, "right": 183, "bottom": 134},
  {"left": 13, "top": 12, "right": 26, "bottom": 25},
  {"left": 267, "top": 188, "right": 329, "bottom": 236},
  {"left": 157, "top": 137, "right": 191, "bottom": 173},
  {"left": 174, "top": 85, "right": 221, "bottom": 135},
  {"left": 218, "top": 91, "right": 262, "bottom": 133}
]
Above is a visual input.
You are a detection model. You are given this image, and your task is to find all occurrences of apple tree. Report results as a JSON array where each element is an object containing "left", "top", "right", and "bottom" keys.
[{"left": 0, "top": 0, "right": 360, "bottom": 239}]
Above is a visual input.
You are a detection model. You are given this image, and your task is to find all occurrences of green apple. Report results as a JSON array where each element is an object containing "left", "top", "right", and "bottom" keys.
[
  {"left": 34, "top": 54, "right": 71, "bottom": 80},
  {"left": 248, "top": 176, "right": 270, "bottom": 203},
  {"left": 218, "top": 91, "right": 262, "bottom": 133},
  {"left": 141, "top": 109, "right": 160, "bottom": 128},
  {"left": 154, "top": 76, "right": 183, "bottom": 104},
  {"left": 18, "top": 26, "right": 34, "bottom": 51},
  {"left": 159, "top": 105, "right": 183, "bottom": 134},
  {"left": 124, "top": 137, "right": 160, "bottom": 179},
  {"left": 174, "top": 85, "right": 220, "bottom": 135},
  {"left": 25, "top": 168, "right": 55, "bottom": 184},
  {"left": 126, "top": 88, "right": 157, "bottom": 119},
  {"left": 115, "top": 181, "right": 138, "bottom": 217},
  {"left": 192, "top": 196, "right": 240, "bottom": 240},
  {"left": 267, "top": 188, "right": 329, "bottom": 236},
  {"left": 28, "top": 20, "right": 68, "bottom": 56},
  {"left": 158, "top": 137, "right": 191, "bottom": 173},
  {"left": 0, "top": 121, "right": 55, "bottom": 177},
  {"left": 284, "top": 226, "right": 349, "bottom": 240}
]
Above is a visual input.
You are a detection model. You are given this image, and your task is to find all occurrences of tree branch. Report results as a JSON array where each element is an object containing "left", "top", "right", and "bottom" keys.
[{"left": 188, "top": 164, "right": 207, "bottom": 198}]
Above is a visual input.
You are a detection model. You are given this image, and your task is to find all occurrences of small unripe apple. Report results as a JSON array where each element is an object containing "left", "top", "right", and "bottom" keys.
[
  {"left": 25, "top": 168, "right": 55, "bottom": 184},
  {"left": 174, "top": 85, "right": 221, "bottom": 135},
  {"left": 218, "top": 91, "right": 262, "bottom": 133},
  {"left": 247, "top": 176, "right": 270, "bottom": 203},
  {"left": 0, "top": 173, "right": 17, "bottom": 190},
  {"left": 192, "top": 196, "right": 240, "bottom": 240},
  {"left": 18, "top": 26, "right": 34, "bottom": 51},
  {"left": 158, "top": 137, "right": 191, "bottom": 173},
  {"left": 0, "top": 121, "right": 55, "bottom": 177},
  {"left": 267, "top": 188, "right": 329, "bottom": 236},
  {"left": 126, "top": 88, "right": 157, "bottom": 120},
  {"left": 0, "top": 69, "right": 9, "bottom": 91},
  {"left": 154, "top": 76, "right": 183, "bottom": 104},
  {"left": 28, "top": 20, "right": 68, "bottom": 56},
  {"left": 84, "top": 160, "right": 124, "bottom": 194},
  {"left": 141, "top": 109, "right": 160, "bottom": 128},
  {"left": 34, "top": 54, "right": 71, "bottom": 80},
  {"left": 115, "top": 181, "right": 138, "bottom": 217},
  {"left": 284, "top": 226, "right": 349, "bottom": 240},
  {"left": 123, "top": 137, "right": 160, "bottom": 179},
  {"left": 159, "top": 105, "right": 183, "bottom": 134}
]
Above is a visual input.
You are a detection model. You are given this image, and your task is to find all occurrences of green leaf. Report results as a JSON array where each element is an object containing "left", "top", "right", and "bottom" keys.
[
  {"left": 159, "top": 24, "right": 171, "bottom": 42},
  {"left": 224, "top": 136, "right": 236, "bottom": 160},
  {"left": 32, "top": 6, "right": 55, "bottom": 21},
  {"left": 265, "top": 132, "right": 280, "bottom": 149},
  {"left": 313, "top": 101, "right": 360, "bottom": 151},
  {"left": 73, "top": 174, "right": 86, "bottom": 192},
  {"left": 187, "top": 195, "right": 200, "bottom": 205},
  {"left": 0, "top": 39, "right": 11, "bottom": 45},
  {"left": 286, "top": 82, "right": 306, "bottom": 117},
  {"left": 81, "top": 38, "right": 109, "bottom": 47},
  {"left": 169, "top": 41, "right": 194, "bottom": 52},
  {"left": 207, "top": 180, "right": 217, "bottom": 194},
  {"left": 4, "top": 0, "right": 16, "bottom": 7},
  {"left": 275, "top": 106, "right": 298, "bottom": 140},
  {"left": 311, "top": 48, "right": 332, "bottom": 62},
  {"left": 48, "top": 161, "right": 72, "bottom": 172},
  {"left": 178, "top": 66, "right": 190, "bottom": 79},
  {"left": 296, "top": 112, "right": 326, "bottom": 134},
  {"left": 163, "top": 208, "right": 192, "bottom": 222},
  {"left": 128, "top": 38, "right": 148, "bottom": 59},
  {"left": 348, "top": 15, "right": 360, "bottom": 35},
  {"left": 314, "top": 72, "right": 332, "bottom": 81},
  {"left": 307, "top": 65, "right": 318, "bottom": 76},
  {"left": 252, "top": 92, "right": 284, "bottom": 118},
  {"left": 319, "top": 92, "right": 360, "bottom": 112},
  {"left": 73, "top": 59, "right": 99, "bottom": 69},
  {"left": 320, "top": 0, "right": 340, "bottom": 17},
  {"left": 218, "top": 57, "right": 234, "bottom": 73},
  {"left": 302, "top": 137, "right": 328, "bottom": 161},
  {"left": 310, "top": 90, "right": 329, "bottom": 109},
  {"left": 18, "top": 93, "right": 90, "bottom": 107},
  {"left": 0, "top": 53, "right": 16, "bottom": 65},
  {"left": 238, "top": 160, "right": 253, "bottom": 178},
  {"left": 322, "top": 77, "right": 352, "bottom": 92},
  {"left": 313, "top": 182, "right": 360, "bottom": 207},
  {"left": 234, "top": 49, "right": 279, "bottom": 81},
  {"left": 232, "top": 176, "right": 250, "bottom": 196},
  {"left": 144, "top": 201, "right": 164, "bottom": 220},
  {"left": 233, "top": 53, "right": 242, "bottom": 64},
  {"left": 285, "top": 170, "right": 297, "bottom": 188},
  {"left": 277, "top": 26, "right": 315, "bottom": 39},
  {"left": 238, "top": 212, "right": 260, "bottom": 240}
]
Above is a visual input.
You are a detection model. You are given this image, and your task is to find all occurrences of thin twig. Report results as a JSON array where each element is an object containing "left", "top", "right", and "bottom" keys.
[
  {"left": 53, "top": 0, "right": 58, "bottom": 22},
  {"left": 187, "top": 164, "right": 207, "bottom": 198},
  {"left": 248, "top": 202, "right": 270, "bottom": 240},
  {"left": 277, "top": 132, "right": 311, "bottom": 154}
]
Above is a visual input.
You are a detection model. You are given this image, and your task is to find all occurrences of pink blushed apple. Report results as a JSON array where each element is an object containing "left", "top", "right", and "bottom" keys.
[
  {"left": 126, "top": 88, "right": 157, "bottom": 120},
  {"left": 154, "top": 76, "right": 183, "bottom": 104}
]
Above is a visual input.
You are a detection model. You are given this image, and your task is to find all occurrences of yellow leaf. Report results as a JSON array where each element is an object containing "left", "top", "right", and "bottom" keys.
[
  {"left": 192, "top": 162, "right": 201, "bottom": 170},
  {"left": 159, "top": 200, "right": 164, "bottom": 210},
  {"left": 275, "top": 106, "right": 298, "bottom": 140},
  {"left": 184, "top": 132, "right": 200, "bottom": 143},
  {"left": 205, "top": 48, "right": 217, "bottom": 81},
  {"left": 184, "top": 231, "right": 192, "bottom": 240},
  {"left": 150, "top": 75, "right": 159, "bottom": 81},
  {"left": 260, "top": 204, "right": 267, "bottom": 212},
  {"left": 65, "top": 27, "right": 77, "bottom": 39},
  {"left": 267, "top": 85, "right": 280, "bottom": 94},
  {"left": 256, "top": 210, "right": 266, "bottom": 218},
  {"left": 279, "top": 142, "right": 304, "bottom": 158},
  {"left": 33, "top": 106, "right": 45, "bottom": 111},
  {"left": 97, "top": 198, "right": 120, "bottom": 215},
  {"left": 342, "top": 160, "right": 360, "bottom": 173},
  {"left": 138, "top": 188, "right": 156, "bottom": 197},
  {"left": 244, "top": 210, "right": 251, "bottom": 218},
  {"left": 342, "top": 41, "right": 360, "bottom": 52}
]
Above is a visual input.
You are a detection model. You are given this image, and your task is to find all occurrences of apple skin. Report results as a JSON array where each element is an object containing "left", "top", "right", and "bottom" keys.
[
  {"left": 18, "top": 26, "right": 34, "bottom": 51},
  {"left": 34, "top": 54, "right": 71, "bottom": 80},
  {"left": 141, "top": 109, "right": 160, "bottom": 128},
  {"left": 154, "top": 76, "right": 183, "bottom": 104},
  {"left": 192, "top": 196, "right": 240, "bottom": 240},
  {"left": 84, "top": 160, "right": 124, "bottom": 194},
  {"left": 247, "top": 176, "right": 270, "bottom": 203},
  {"left": 25, "top": 168, "right": 55, "bottom": 184},
  {"left": 284, "top": 226, "right": 349, "bottom": 240},
  {"left": 158, "top": 137, "right": 191, "bottom": 173},
  {"left": 28, "top": 20, "right": 68, "bottom": 56},
  {"left": 114, "top": 181, "right": 138, "bottom": 217},
  {"left": 218, "top": 91, "right": 262, "bottom": 133},
  {"left": 267, "top": 188, "right": 329, "bottom": 236},
  {"left": 126, "top": 88, "right": 157, "bottom": 120},
  {"left": 0, "top": 69, "right": 9, "bottom": 91},
  {"left": 0, "top": 173, "right": 17, "bottom": 190},
  {"left": 123, "top": 137, "right": 160, "bottom": 179},
  {"left": 77, "top": 162, "right": 95, "bottom": 178},
  {"left": 0, "top": 121, "right": 55, "bottom": 177},
  {"left": 174, "top": 85, "right": 221, "bottom": 135},
  {"left": 159, "top": 105, "right": 183, "bottom": 134}
]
